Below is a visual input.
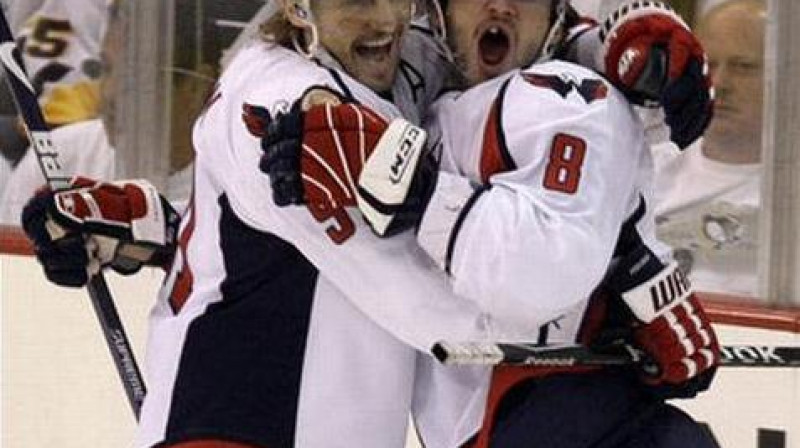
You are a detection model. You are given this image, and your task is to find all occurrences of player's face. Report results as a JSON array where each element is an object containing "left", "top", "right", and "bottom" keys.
[
  {"left": 313, "top": 0, "right": 415, "bottom": 93},
  {"left": 444, "top": 0, "right": 551, "bottom": 86},
  {"left": 699, "top": 1, "right": 765, "bottom": 164}
]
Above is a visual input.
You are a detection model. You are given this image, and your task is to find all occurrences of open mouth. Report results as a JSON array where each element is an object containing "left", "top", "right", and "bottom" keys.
[
  {"left": 354, "top": 34, "right": 396, "bottom": 61},
  {"left": 478, "top": 25, "right": 512, "bottom": 67}
]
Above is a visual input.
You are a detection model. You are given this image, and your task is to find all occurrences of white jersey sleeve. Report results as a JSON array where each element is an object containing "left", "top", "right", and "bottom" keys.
[{"left": 419, "top": 61, "right": 652, "bottom": 337}]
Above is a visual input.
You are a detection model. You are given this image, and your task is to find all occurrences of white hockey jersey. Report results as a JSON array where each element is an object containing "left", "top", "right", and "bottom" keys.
[
  {"left": 421, "top": 60, "right": 665, "bottom": 339},
  {"left": 136, "top": 41, "right": 491, "bottom": 448}
]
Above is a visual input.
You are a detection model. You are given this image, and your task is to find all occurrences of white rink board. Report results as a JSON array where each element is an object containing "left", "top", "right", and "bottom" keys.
[
  {"left": 1, "top": 254, "right": 155, "bottom": 447},
  {"left": 2, "top": 253, "right": 799, "bottom": 447},
  {"left": 674, "top": 324, "right": 800, "bottom": 448}
]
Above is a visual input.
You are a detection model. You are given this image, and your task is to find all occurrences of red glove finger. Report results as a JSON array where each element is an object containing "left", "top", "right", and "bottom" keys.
[
  {"left": 635, "top": 296, "right": 720, "bottom": 385},
  {"left": 661, "top": 345, "right": 719, "bottom": 384},
  {"left": 69, "top": 176, "right": 99, "bottom": 189},
  {"left": 300, "top": 103, "right": 388, "bottom": 208},
  {"left": 601, "top": 2, "right": 706, "bottom": 94}
]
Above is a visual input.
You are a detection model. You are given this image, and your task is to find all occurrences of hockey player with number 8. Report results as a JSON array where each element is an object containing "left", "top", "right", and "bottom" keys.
[
  {"left": 261, "top": 0, "right": 721, "bottom": 447},
  {"left": 21, "top": 0, "right": 719, "bottom": 447}
]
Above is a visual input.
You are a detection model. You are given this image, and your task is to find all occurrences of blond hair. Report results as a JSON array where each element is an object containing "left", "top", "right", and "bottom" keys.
[{"left": 258, "top": 3, "right": 311, "bottom": 51}]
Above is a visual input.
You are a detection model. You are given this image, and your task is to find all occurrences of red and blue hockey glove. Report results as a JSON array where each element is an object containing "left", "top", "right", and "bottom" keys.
[
  {"left": 606, "top": 243, "right": 720, "bottom": 397},
  {"left": 259, "top": 89, "right": 433, "bottom": 238},
  {"left": 21, "top": 177, "right": 180, "bottom": 287},
  {"left": 598, "top": 1, "right": 714, "bottom": 149}
]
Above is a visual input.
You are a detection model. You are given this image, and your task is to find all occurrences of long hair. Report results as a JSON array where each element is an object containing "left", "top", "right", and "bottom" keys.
[
  {"left": 258, "top": 9, "right": 297, "bottom": 50},
  {"left": 258, "top": 1, "right": 315, "bottom": 55}
]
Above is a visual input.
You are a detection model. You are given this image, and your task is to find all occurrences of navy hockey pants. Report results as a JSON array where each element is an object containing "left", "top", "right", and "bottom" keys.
[{"left": 480, "top": 369, "right": 719, "bottom": 448}]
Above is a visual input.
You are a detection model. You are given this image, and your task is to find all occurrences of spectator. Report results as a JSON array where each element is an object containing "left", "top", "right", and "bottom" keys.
[
  {"left": 0, "top": 0, "right": 116, "bottom": 224},
  {"left": 653, "top": 0, "right": 766, "bottom": 297},
  {"left": 0, "top": 0, "right": 260, "bottom": 223}
]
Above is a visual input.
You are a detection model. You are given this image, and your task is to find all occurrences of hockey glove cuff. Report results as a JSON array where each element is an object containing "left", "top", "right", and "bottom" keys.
[{"left": 356, "top": 118, "right": 431, "bottom": 236}]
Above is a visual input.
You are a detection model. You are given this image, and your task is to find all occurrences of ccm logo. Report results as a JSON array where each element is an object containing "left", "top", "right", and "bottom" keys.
[
  {"left": 390, "top": 126, "right": 423, "bottom": 184},
  {"left": 617, "top": 47, "right": 640, "bottom": 79},
  {"left": 650, "top": 267, "right": 691, "bottom": 313}
]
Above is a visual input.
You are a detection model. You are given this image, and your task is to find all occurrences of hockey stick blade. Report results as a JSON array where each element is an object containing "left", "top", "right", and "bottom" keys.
[
  {"left": 0, "top": 11, "right": 146, "bottom": 418},
  {"left": 433, "top": 341, "right": 800, "bottom": 368}
]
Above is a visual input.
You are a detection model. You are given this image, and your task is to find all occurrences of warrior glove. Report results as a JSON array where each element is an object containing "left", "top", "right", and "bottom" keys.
[
  {"left": 260, "top": 91, "right": 434, "bottom": 237},
  {"left": 21, "top": 177, "right": 180, "bottom": 287},
  {"left": 597, "top": 1, "right": 714, "bottom": 149},
  {"left": 606, "top": 243, "right": 721, "bottom": 398}
]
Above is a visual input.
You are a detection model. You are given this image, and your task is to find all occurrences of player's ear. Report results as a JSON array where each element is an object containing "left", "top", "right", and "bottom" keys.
[
  {"left": 282, "top": 0, "right": 318, "bottom": 58},
  {"left": 283, "top": 0, "right": 312, "bottom": 29}
]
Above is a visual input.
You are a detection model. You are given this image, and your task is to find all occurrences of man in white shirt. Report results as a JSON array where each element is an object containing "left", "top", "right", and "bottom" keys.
[{"left": 654, "top": 0, "right": 765, "bottom": 297}]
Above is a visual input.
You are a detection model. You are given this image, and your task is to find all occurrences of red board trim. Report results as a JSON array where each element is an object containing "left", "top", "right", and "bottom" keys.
[{"left": 2, "top": 225, "right": 799, "bottom": 332}]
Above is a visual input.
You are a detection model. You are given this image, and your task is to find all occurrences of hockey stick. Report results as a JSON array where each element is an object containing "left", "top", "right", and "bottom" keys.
[
  {"left": 0, "top": 11, "right": 146, "bottom": 418},
  {"left": 433, "top": 341, "right": 800, "bottom": 368}
]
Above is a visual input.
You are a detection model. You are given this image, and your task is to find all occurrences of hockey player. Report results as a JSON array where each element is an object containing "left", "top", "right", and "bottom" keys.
[
  {"left": 260, "top": 1, "right": 720, "bottom": 447},
  {"left": 20, "top": 1, "right": 717, "bottom": 447},
  {"left": 24, "top": 1, "right": 491, "bottom": 446}
]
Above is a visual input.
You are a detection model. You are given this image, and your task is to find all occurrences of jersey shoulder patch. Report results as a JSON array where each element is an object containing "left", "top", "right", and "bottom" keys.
[
  {"left": 521, "top": 72, "right": 608, "bottom": 104},
  {"left": 517, "top": 61, "right": 609, "bottom": 105}
]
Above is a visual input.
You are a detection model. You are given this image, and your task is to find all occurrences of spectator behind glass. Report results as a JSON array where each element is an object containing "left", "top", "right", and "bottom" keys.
[
  {"left": 653, "top": 0, "right": 766, "bottom": 297},
  {"left": 0, "top": 0, "right": 108, "bottom": 206},
  {"left": 0, "top": 1, "right": 263, "bottom": 223},
  {"left": 16, "top": 0, "right": 107, "bottom": 126},
  {"left": 0, "top": 1, "right": 118, "bottom": 224}
]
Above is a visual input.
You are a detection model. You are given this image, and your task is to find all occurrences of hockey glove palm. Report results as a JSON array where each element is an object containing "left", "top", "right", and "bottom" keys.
[
  {"left": 260, "top": 95, "right": 431, "bottom": 238},
  {"left": 21, "top": 177, "right": 180, "bottom": 287},
  {"left": 607, "top": 244, "right": 720, "bottom": 396},
  {"left": 599, "top": 1, "right": 713, "bottom": 149}
]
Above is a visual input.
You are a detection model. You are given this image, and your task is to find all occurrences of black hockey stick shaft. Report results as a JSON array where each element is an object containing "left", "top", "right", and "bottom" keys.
[
  {"left": 0, "top": 12, "right": 145, "bottom": 418},
  {"left": 433, "top": 341, "right": 800, "bottom": 368}
]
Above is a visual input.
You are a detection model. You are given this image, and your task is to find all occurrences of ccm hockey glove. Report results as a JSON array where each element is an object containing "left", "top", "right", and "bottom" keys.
[
  {"left": 597, "top": 1, "right": 714, "bottom": 148},
  {"left": 21, "top": 177, "right": 180, "bottom": 287},
  {"left": 606, "top": 242, "right": 720, "bottom": 397},
  {"left": 260, "top": 91, "right": 431, "bottom": 237}
]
